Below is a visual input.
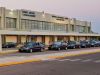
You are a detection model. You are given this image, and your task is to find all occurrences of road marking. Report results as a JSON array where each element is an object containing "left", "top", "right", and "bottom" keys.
[
  {"left": 41, "top": 58, "right": 59, "bottom": 61},
  {"left": 94, "top": 60, "right": 100, "bottom": 63},
  {"left": 59, "top": 59, "right": 71, "bottom": 61},
  {"left": 69, "top": 59, "right": 82, "bottom": 61},
  {"left": 81, "top": 59, "right": 92, "bottom": 62}
]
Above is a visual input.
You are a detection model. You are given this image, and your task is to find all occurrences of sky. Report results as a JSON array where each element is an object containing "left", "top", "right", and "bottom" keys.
[{"left": 0, "top": 0, "right": 100, "bottom": 33}]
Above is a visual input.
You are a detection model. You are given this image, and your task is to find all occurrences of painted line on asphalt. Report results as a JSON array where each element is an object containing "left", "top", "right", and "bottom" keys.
[
  {"left": 94, "top": 60, "right": 100, "bottom": 63},
  {"left": 47, "top": 50, "right": 100, "bottom": 59},
  {"left": 81, "top": 59, "right": 92, "bottom": 62},
  {"left": 69, "top": 59, "right": 82, "bottom": 61},
  {"left": 58, "top": 59, "right": 71, "bottom": 61}
]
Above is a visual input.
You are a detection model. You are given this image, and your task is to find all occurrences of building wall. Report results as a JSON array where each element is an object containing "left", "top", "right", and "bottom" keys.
[
  {"left": 0, "top": 7, "right": 92, "bottom": 34},
  {"left": 5, "top": 35, "right": 17, "bottom": 43},
  {"left": 21, "top": 36, "right": 26, "bottom": 43},
  {"left": 69, "top": 36, "right": 75, "bottom": 41},
  {"left": 79, "top": 37, "right": 86, "bottom": 41},
  {"left": 37, "top": 36, "right": 42, "bottom": 42}
]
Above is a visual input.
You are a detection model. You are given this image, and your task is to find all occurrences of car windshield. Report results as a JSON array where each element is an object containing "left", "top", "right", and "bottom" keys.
[
  {"left": 68, "top": 41, "right": 76, "bottom": 44},
  {"left": 24, "top": 42, "right": 35, "bottom": 47},
  {"left": 90, "top": 41, "right": 96, "bottom": 43},
  {"left": 80, "top": 41, "right": 88, "bottom": 44},
  {"left": 6, "top": 42, "right": 15, "bottom": 45},
  {"left": 53, "top": 42, "right": 61, "bottom": 45}
]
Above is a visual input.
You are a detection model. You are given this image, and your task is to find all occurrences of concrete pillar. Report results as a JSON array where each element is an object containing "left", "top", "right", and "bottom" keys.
[
  {"left": 16, "top": 10, "right": 21, "bottom": 30},
  {"left": 74, "top": 36, "right": 79, "bottom": 41},
  {"left": 0, "top": 7, "right": 6, "bottom": 29},
  {"left": 2, "top": 35, "right": 5, "bottom": 44},
  {"left": 54, "top": 36, "right": 57, "bottom": 42},
  {"left": 0, "top": 35, "right": 2, "bottom": 52},
  {"left": 68, "top": 18, "right": 71, "bottom": 32},
  {"left": 73, "top": 18, "right": 76, "bottom": 32},
  {"left": 17, "top": 35, "right": 21, "bottom": 44},
  {"left": 45, "top": 36, "right": 50, "bottom": 45}
]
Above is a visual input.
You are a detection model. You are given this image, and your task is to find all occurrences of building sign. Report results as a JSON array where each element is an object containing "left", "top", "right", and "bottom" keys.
[
  {"left": 52, "top": 15, "right": 68, "bottom": 21},
  {"left": 22, "top": 10, "right": 35, "bottom": 17}
]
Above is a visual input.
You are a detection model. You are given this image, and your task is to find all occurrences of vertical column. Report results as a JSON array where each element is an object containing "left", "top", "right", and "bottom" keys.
[
  {"left": 17, "top": 35, "right": 21, "bottom": 44},
  {"left": 16, "top": 10, "right": 21, "bottom": 30},
  {"left": 45, "top": 36, "right": 50, "bottom": 45},
  {"left": 68, "top": 18, "right": 71, "bottom": 32},
  {"left": 54, "top": 36, "right": 57, "bottom": 42},
  {"left": 73, "top": 18, "right": 76, "bottom": 32},
  {"left": 85, "top": 21, "right": 88, "bottom": 33},
  {"left": 0, "top": 7, "right": 6, "bottom": 29},
  {"left": 0, "top": 35, "right": 2, "bottom": 52}
]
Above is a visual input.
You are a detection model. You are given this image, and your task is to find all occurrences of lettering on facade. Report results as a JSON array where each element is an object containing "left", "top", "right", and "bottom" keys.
[
  {"left": 22, "top": 10, "right": 35, "bottom": 17},
  {"left": 52, "top": 15, "right": 68, "bottom": 21}
]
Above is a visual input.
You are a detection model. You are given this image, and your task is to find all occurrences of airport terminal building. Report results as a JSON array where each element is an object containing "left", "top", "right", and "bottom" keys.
[{"left": 0, "top": 7, "right": 100, "bottom": 51}]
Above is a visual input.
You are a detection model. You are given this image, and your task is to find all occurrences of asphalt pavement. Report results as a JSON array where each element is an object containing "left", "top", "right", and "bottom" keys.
[{"left": 0, "top": 53, "right": 100, "bottom": 75}]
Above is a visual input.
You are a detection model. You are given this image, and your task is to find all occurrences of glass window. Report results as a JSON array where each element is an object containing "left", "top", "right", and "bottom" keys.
[
  {"left": 72, "top": 25, "right": 74, "bottom": 31},
  {"left": 6, "top": 17, "right": 16, "bottom": 28},
  {"left": 20, "top": 19, "right": 67, "bottom": 32}
]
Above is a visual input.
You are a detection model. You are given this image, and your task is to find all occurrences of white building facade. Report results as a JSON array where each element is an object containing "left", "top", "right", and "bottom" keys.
[{"left": 0, "top": 7, "right": 100, "bottom": 51}]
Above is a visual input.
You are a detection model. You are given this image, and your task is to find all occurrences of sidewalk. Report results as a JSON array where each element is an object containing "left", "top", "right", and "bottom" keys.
[
  {"left": 0, "top": 48, "right": 100, "bottom": 67},
  {"left": 0, "top": 48, "right": 18, "bottom": 55}
]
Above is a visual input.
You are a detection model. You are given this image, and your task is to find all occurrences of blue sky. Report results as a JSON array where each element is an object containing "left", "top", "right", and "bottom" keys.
[{"left": 0, "top": 0, "right": 100, "bottom": 33}]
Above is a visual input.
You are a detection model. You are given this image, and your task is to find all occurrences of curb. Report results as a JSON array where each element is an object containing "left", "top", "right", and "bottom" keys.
[
  {"left": 0, "top": 59, "right": 42, "bottom": 67},
  {"left": 0, "top": 50, "right": 18, "bottom": 55},
  {"left": 0, "top": 50, "right": 100, "bottom": 67}
]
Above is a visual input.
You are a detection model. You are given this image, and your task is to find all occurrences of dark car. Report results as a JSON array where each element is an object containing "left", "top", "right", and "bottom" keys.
[
  {"left": 48, "top": 41, "right": 68, "bottom": 50},
  {"left": 2, "top": 42, "right": 17, "bottom": 48},
  {"left": 89, "top": 40, "right": 100, "bottom": 47},
  {"left": 19, "top": 42, "right": 45, "bottom": 53},
  {"left": 80, "top": 41, "right": 91, "bottom": 48},
  {"left": 67, "top": 41, "right": 80, "bottom": 49}
]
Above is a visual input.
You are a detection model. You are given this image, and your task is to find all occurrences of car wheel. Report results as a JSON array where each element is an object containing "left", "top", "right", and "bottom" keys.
[
  {"left": 73, "top": 46, "right": 75, "bottom": 49},
  {"left": 65, "top": 47, "right": 67, "bottom": 50},
  {"left": 6, "top": 46, "right": 9, "bottom": 48},
  {"left": 40, "top": 48, "right": 44, "bottom": 52},
  {"left": 84, "top": 46, "right": 86, "bottom": 48},
  {"left": 29, "top": 49, "right": 33, "bottom": 53},
  {"left": 58, "top": 48, "right": 61, "bottom": 51}
]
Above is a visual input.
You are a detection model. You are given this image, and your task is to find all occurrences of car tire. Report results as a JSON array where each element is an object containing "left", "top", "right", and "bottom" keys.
[
  {"left": 73, "top": 46, "right": 75, "bottom": 49},
  {"left": 29, "top": 49, "right": 33, "bottom": 53},
  {"left": 40, "top": 48, "right": 44, "bottom": 52},
  {"left": 6, "top": 46, "right": 9, "bottom": 48},
  {"left": 65, "top": 47, "right": 67, "bottom": 50},
  {"left": 58, "top": 48, "right": 61, "bottom": 51}
]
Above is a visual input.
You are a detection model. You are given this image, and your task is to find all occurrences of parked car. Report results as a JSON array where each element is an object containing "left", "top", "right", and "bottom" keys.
[
  {"left": 2, "top": 42, "right": 17, "bottom": 48},
  {"left": 19, "top": 42, "right": 45, "bottom": 53},
  {"left": 80, "top": 41, "right": 91, "bottom": 48},
  {"left": 89, "top": 40, "right": 99, "bottom": 47},
  {"left": 48, "top": 41, "right": 68, "bottom": 50},
  {"left": 67, "top": 41, "right": 80, "bottom": 49}
]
